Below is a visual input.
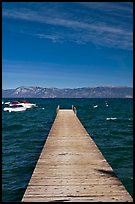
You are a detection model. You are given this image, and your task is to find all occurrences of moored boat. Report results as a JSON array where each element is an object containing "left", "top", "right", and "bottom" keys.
[
  {"left": 4, "top": 104, "right": 26, "bottom": 112},
  {"left": 18, "top": 100, "right": 37, "bottom": 108},
  {"left": 3, "top": 100, "right": 37, "bottom": 111}
]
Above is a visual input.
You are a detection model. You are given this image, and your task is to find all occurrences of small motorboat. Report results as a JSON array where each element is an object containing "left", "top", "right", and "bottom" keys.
[
  {"left": 3, "top": 104, "right": 26, "bottom": 112},
  {"left": 18, "top": 100, "right": 37, "bottom": 108},
  {"left": 6, "top": 100, "right": 37, "bottom": 109},
  {"left": 3, "top": 100, "right": 37, "bottom": 111}
]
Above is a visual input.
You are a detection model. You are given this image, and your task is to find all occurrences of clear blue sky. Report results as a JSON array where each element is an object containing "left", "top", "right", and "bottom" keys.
[{"left": 2, "top": 2, "right": 133, "bottom": 89}]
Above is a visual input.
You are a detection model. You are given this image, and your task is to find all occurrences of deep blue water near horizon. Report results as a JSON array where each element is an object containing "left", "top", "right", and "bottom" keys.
[{"left": 2, "top": 98, "right": 133, "bottom": 201}]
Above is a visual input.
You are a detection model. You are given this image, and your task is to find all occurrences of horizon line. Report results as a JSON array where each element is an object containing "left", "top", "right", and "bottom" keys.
[{"left": 2, "top": 85, "right": 133, "bottom": 90}]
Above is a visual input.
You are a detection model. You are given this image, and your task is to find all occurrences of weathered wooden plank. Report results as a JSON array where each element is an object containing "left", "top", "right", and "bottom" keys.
[
  {"left": 28, "top": 177, "right": 122, "bottom": 186},
  {"left": 24, "top": 185, "right": 129, "bottom": 196},
  {"left": 22, "top": 195, "right": 132, "bottom": 202}
]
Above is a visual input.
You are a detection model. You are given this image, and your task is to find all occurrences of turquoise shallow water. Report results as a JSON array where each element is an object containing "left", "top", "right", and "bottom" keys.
[{"left": 2, "top": 98, "right": 133, "bottom": 201}]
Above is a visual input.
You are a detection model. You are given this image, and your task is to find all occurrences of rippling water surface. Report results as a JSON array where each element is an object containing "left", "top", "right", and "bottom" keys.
[{"left": 2, "top": 98, "right": 133, "bottom": 201}]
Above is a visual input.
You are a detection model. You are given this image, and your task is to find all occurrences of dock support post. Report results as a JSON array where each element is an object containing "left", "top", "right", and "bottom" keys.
[
  {"left": 56, "top": 105, "right": 60, "bottom": 114},
  {"left": 72, "top": 105, "right": 77, "bottom": 115}
]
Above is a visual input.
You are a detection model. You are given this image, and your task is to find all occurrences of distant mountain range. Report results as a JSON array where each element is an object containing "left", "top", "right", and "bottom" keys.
[{"left": 2, "top": 86, "right": 133, "bottom": 98}]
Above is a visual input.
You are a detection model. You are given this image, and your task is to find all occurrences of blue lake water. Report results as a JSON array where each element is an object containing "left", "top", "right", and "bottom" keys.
[{"left": 2, "top": 98, "right": 133, "bottom": 201}]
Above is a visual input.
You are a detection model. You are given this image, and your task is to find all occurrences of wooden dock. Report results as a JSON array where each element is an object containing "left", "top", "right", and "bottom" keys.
[{"left": 22, "top": 108, "right": 133, "bottom": 202}]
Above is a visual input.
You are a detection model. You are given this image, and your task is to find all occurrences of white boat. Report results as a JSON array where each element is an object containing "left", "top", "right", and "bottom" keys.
[
  {"left": 3, "top": 100, "right": 37, "bottom": 111},
  {"left": 7, "top": 100, "right": 37, "bottom": 109},
  {"left": 4, "top": 104, "right": 26, "bottom": 112},
  {"left": 18, "top": 100, "right": 37, "bottom": 108}
]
